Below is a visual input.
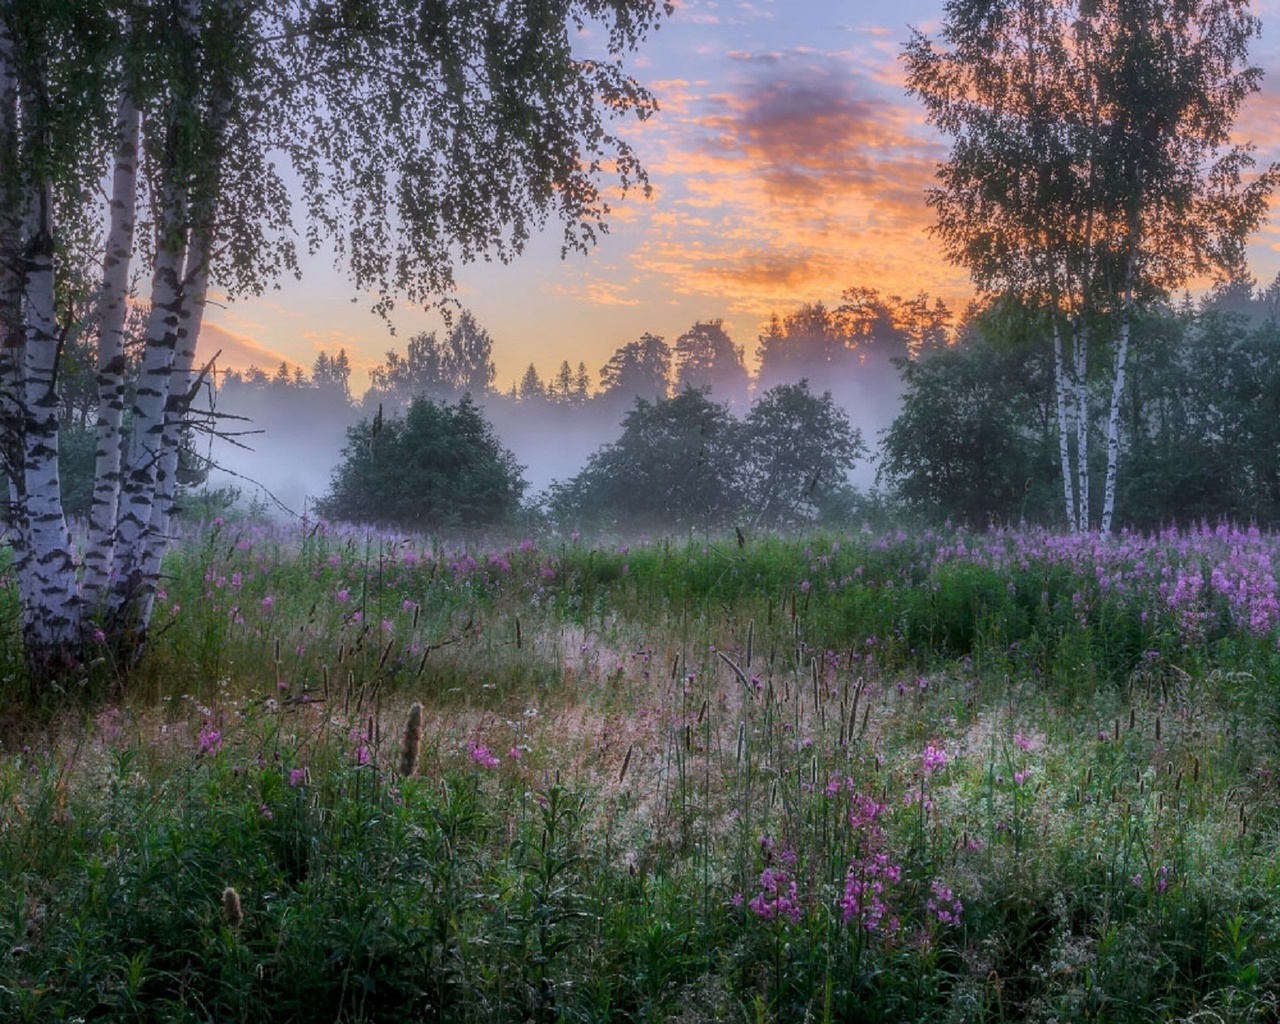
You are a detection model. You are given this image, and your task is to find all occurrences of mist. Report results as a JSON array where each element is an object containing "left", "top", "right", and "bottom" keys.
[{"left": 196, "top": 354, "right": 904, "bottom": 523}]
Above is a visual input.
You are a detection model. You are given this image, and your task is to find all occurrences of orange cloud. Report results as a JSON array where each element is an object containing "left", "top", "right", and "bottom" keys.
[
  {"left": 620, "top": 47, "right": 968, "bottom": 321},
  {"left": 198, "top": 321, "right": 293, "bottom": 373}
]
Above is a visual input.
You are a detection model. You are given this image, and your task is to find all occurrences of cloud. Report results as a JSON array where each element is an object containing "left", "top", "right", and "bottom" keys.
[
  {"left": 198, "top": 321, "right": 294, "bottom": 372},
  {"left": 623, "top": 48, "right": 966, "bottom": 318}
]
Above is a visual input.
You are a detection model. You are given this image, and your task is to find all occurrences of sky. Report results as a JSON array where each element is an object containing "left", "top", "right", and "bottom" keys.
[{"left": 201, "top": 0, "right": 1280, "bottom": 396}]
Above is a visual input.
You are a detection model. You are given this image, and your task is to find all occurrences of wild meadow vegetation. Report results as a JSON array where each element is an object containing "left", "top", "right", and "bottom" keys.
[{"left": 2, "top": 519, "right": 1280, "bottom": 1022}]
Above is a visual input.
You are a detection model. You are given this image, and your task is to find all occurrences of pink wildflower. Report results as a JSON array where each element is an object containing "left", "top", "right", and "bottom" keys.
[{"left": 468, "top": 742, "right": 500, "bottom": 768}]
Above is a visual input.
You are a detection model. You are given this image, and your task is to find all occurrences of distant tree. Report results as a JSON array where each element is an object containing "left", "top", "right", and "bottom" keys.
[
  {"left": 517, "top": 363, "right": 547, "bottom": 402},
  {"left": 367, "top": 310, "right": 497, "bottom": 407},
  {"left": 573, "top": 361, "right": 592, "bottom": 403},
  {"left": 440, "top": 310, "right": 497, "bottom": 396},
  {"left": 755, "top": 302, "right": 852, "bottom": 388},
  {"left": 880, "top": 330, "right": 1058, "bottom": 527},
  {"left": 313, "top": 348, "right": 352, "bottom": 402},
  {"left": 837, "top": 287, "right": 951, "bottom": 360},
  {"left": 548, "top": 388, "right": 743, "bottom": 529},
  {"left": 599, "top": 333, "right": 671, "bottom": 404},
  {"left": 673, "top": 320, "right": 749, "bottom": 407},
  {"left": 318, "top": 396, "right": 525, "bottom": 530},
  {"left": 548, "top": 360, "right": 575, "bottom": 404},
  {"left": 742, "top": 381, "right": 866, "bottom": 529},
  {"left": 905, "top": 0, "right": 1278, "bottom": 531}
]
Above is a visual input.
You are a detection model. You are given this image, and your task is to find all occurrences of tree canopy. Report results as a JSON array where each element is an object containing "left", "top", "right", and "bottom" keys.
[
  {"left": 318, "top": 396, "right": 525, "bottom": 530},
  {"left": 0, "top": 0, "right": 671, "bottom": 678}
]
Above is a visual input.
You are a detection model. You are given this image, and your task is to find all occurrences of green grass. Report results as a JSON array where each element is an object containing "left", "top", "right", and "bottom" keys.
[{"left": 1, "top": 523, "right": 1279, "bottom": 1021}]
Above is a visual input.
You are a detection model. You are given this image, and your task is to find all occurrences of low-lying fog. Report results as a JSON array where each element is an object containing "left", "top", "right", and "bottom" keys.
[{"left": 200, "top": 363, "right": 903, "bottom": 521}]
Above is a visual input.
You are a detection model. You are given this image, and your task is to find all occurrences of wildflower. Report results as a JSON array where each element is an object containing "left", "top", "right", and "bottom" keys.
[
  {"left": 1014, "top": 769, "right": 1031, "bottom": 785},
  {"left": 198, "top": 725, "right": 223, "bottom": 755},
  {"left": 748, "top": 867, "right": 802, "bottom": 924},
  {"left": 335, "top": 589, "right": 350, "bottom": 604},
  {"left": 258, "top": 804, "right": 273, "bottom": 820},
  {"left": 92, "top": 629, "right": 106, "bottom": 644},
  {"left": 261, "top": 596, "right": 275, "bottom": 609},
  {"left": 923, "top": 744, "right": 947, "bottom": 774},
  {"left": 399, "top": 701, "right": 423, "bottom": 777},
  {"left": 1014, "top": 731, "right": 1032, "bottom": 752},
  {"left": 841, "top": 853, "right": 902, "bottom": 933},
  {"left": 468, "top": 742, "right": 500, "bottom": 768},
  {"left": 353, "top": 744, "right": 370, "bottom": 766},
  {"left": 927, "top": 879, "right": 963, "bottom": 926},
  {"left": 222, "top": 886, "right": 243, "bottom": 928},
  {"left": 288, "top": 768, "right": 307, "bottom": 788}
]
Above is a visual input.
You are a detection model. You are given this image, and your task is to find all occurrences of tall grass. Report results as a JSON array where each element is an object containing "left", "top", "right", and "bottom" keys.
[{"left": 1, "top": 521, "right": 1279, "bottom": 1021}]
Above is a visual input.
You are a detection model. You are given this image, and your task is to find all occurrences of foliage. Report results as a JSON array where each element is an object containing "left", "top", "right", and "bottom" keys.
[
  {"left": 742, "top": 381, "right": 866, "bottom": 529},
  {"left": 548, "top": 382, "right": 866, "bottom": 531},
  {"left": 880, "top": 332, "right": 1059, "bottom": 527},
  {"left": 0, "top": 0, "right": 671, "bottom": 678},
  {"left": 4, "top": 522, "right": 1280, "bottom": 1021},
  {"left": 598, "top": 332, "right": 672, "bottom": 405},
  {"left": 880, "top": 297, "right": 1280, "bottom": 530},
  {"left": 903, "top": 0, "right": 1278, "bottom": 531},
  {"left": 672, "top": 320, "right": 750, "bottom": 408},
  {"left": 317, "top": 396, "right": 525, "bottom": 531},
  {"left": 365, "top": 310, "right": 497, "bottom": 408},
  {"left": 546, "top": 387, "right": 743, "bottom": 530}
]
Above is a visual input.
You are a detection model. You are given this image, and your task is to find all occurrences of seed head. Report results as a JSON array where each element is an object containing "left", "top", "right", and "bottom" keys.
[
  {"left": 399, "top": 701, "right": 423, "bottom": 777},
  {"left": 222, "top": 886, "right": 243, "bottom": 929}
]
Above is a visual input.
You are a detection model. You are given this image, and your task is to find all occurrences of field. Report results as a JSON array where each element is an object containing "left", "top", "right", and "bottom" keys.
[{"left": 2, "top": 520, "right": 1280, "bottom": 1022}]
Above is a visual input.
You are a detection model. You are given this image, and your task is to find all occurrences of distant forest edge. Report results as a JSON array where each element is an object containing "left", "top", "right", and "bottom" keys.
[{"left": 106, "top": 277, "right": 1280, "bottom": 533}]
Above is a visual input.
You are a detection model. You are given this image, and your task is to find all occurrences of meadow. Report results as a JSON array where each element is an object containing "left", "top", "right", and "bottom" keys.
[{"left": 1, "top": 519, "right": 1279, "bottom": 1022}]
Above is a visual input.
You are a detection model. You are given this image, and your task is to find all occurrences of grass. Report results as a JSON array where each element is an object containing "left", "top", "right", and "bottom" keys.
[{"left": 1, "top": 521, "right": 1280, "bottom": 1021}]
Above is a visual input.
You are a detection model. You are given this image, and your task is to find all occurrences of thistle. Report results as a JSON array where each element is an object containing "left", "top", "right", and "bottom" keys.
[
  {"left": 222, "top": 886, "right": 243, "bottom": 929},
  {"left": 399, "top": 701, "right": 423, "bottom": 777}
]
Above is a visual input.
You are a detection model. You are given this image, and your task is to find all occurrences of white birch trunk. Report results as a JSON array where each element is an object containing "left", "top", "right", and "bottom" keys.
[
  {"left": 135, "top": 229, "right": 210, "bottom": 624},
  {"left": 1072, "top": 320, "right": 1090, "bottom": 530},
  {"left": 1051, "top": 318, "right": 1078, "bottom": 530},
  {"left": 81, "top": 91, "right": 140, "bottom": 615},
  {"left": 18, "top": 175, "right": 79, "bottom": 659},
  {"left": 1101, "top": 258, "right": 1137, "bottom": 533},
  {"left": 106, "top": 185, "right": 186, "bottom": 625},
  {"left": 0, "top": 21, "right": 31, "bottom": 606}
]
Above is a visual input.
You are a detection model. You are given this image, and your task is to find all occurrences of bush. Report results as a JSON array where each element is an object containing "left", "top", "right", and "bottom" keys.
[{"left": 317, "top": 395, "right": 525, "bottom": 529}]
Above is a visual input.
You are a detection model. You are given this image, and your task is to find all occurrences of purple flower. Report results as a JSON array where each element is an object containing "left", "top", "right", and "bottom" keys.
[
  {"left": 468, "top": 742, "right": 500, "bottom": 768},
  {"left": 748, "top": 867, "right": 802, "bottom": 924},
  {"left": 198, "top": 726, "right": 223, "bottom": 755},
  {"left": 927, "top": 879, "right": 963, "bottom": 926},
  {"left": 288, "top": 768, "right": 307, "bottom": 788},
  {"left": 923, "top": 744, "right": 947, "bottom": 774}
]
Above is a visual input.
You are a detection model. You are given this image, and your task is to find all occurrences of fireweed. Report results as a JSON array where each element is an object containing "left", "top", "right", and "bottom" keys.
[{"left": 1, "top": 522, "right": 1278, "bottom": 1022}]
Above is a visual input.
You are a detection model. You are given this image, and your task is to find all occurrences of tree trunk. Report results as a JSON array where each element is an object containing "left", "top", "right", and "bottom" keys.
[
  {"left": 18, "top": 174, "right": 80, "bottom": 670},
  {"left": 1051, "top": 318, "right": 1078, "bottom": 530},
  {"left": 1101, "top": 253, "right": 1137, "bottom": 533},
  {"left": 81, "top": 90, "right": 140, "bottom": 616},
  {"left": 134, "top": 227, "right": 211, "bottom": 626},
  {"left": 106, "top": 180, "right": 187, "bottom": 637},
  {"left": 1072, "top": 319, "right": 1090, "bottom": 529}
]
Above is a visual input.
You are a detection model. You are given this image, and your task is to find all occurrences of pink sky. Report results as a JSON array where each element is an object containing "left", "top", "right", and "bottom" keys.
[{"left": 203, "top": 0, "right": 1280, "bottom": 394}]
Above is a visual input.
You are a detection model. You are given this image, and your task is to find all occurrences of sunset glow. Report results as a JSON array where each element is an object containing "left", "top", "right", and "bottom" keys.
[{"left": 204, "top": 0, "right": 1280, "bottom": 393}]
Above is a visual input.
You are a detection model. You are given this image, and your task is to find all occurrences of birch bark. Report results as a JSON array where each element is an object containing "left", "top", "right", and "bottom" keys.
[
  {"left": 1051, "top": 319, "right": 1078, "bottom": 530},
  {"left": 81, "top": 91, "right": 140, "bottom": 615}
]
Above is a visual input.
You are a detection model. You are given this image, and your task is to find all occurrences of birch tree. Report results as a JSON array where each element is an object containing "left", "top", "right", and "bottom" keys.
[
  {"left": 1, "top": 0, "right": 670, "bottom": 683},
  {"left": 904, "top": 0, "right": 1276, "bottom": 531}
]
